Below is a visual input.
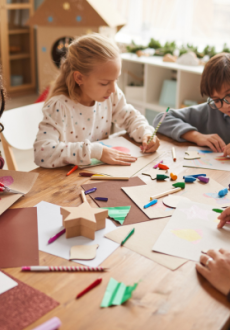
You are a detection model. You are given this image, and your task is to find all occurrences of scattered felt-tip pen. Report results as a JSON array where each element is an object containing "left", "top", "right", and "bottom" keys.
[
  {"left": 212, "top": 208, "right": 223, "bottom": 214},
  {"left": 76, "top": 278, "right": 102, "bottom": 299},
  {"left": 121, "top": 228, "right": 135, "bottom": 246},
  {"left": 144, "top": 199, "right": 158, "bottom": 209},
  {"left": 85, "top": 187, "right": 97, "bottom": 195}
]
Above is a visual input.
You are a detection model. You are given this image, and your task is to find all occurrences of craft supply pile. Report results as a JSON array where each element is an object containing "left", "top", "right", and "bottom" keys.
[{"left": 0, "top": 136, "right": 230, "bottom": 330}]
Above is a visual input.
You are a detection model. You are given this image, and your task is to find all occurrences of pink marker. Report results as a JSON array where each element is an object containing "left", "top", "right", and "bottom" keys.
[
  {"left": 48, "top": 228, "right": 66, "bottom": 244},
  {"left": 153, "top": 160, "right": 163, "bottom": 169},
  {"left": 31, "top": 317, "right": 61, "bottom": 330}
]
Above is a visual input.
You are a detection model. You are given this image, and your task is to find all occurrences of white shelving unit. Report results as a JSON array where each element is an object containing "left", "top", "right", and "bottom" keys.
[{"left": 118, "top": 53, "right": 206, "bottom": 125}]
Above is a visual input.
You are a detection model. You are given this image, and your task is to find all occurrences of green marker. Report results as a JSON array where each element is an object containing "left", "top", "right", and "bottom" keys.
[
  {"left": 172, "top": 182, "right": 185, "bottom": 189},
  {"left": 156, "top": 174, "right": 169, "bottom": 180},
  {"left": 212, "top": 208, "right": 223, "bottom": 213},
  {"left": 121, "top": 228, "right": 135, "bottom": 246}
]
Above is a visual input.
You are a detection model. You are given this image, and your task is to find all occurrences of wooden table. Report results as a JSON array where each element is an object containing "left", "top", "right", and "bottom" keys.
[{"left": 6, "top": 135, "right": 230, "bottom": 330}]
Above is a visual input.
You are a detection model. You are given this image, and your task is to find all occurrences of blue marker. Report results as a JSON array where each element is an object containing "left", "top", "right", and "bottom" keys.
[
  {"left": 144, "top": 199, "right": 158, "bottom": 209},
  {"left": 218, "top": 188, "right": 228, "bottom": 197},
  {"left": 190, "top": 174, "right": 206, "bottom": 178},
  {"left": 184, "top": 176, "right": 196, "bottom": 183}
]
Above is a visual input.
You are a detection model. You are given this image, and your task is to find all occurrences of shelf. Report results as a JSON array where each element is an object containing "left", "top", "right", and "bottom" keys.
[
  {"left": 8, "top": 28, "right": 30, "bottom": 35},
  {"left": 126, "top": 98, "right": 166, "bottom": 113},
  {"left": 10, "top": 53, "right": 30, "bottom": 60},
  {"left": 8, "top": 83, "right": 34, "bottom": 91}
]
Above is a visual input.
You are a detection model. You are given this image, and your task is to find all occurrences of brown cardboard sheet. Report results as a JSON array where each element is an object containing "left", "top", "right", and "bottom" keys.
[
  {"left": 82, "top": 177, "right": 148, "bottom": 226},
  {"left": 0, "top": 208, "right": 39, "bottom": 268}
]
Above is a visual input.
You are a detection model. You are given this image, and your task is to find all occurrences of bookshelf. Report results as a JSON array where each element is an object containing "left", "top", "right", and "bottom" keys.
[{"left": 0, "top": 0, "right": 36, "bottom": 95}]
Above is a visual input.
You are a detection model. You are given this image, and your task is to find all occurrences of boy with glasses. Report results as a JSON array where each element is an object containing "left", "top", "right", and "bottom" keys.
[{"left": 152, "top": 53, "right": 230, "bottom": 155}]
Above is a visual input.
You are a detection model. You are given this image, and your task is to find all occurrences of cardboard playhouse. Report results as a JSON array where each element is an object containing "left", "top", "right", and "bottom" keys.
[{"left": 27, "top": 0, "right": 126, "bottom": 93}]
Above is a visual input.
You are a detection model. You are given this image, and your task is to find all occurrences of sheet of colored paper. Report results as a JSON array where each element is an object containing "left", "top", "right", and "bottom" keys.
[
  {"left": 79, "top": 137, "right": 151, "bottom": 170},
  {"left": 0, "top": 169, "right": 38, "bottom": 216},
  {"left": 0, "top": 270, "right": 59, "bottom": 330},
  {"left": 101, "top": 206, "right": 131, "bottom": 224},
  {"left": 122, "top": 175, "right": 230, "bottom": 219},
  {"left": 104, "top": 219, "right": 187, "bottom": 270},
  {"left": 100, "top": 277, "right": 138, "bottom": 307},
  {"left": 0, "top": 271, "right": 18, "bottom": 295},
  {"left": 0, "top": 207, "right": 39, "bottom": 268},
  {"left": 153, "top": 200, "right": 230, "bottom": 262},
  {"left": 82, "top": 177, "right": 150, "bottom": 226},
  {"left": 79, "top": 147, "right": 162, "bottom": 177},
  {"left": 183, "top": 146, "right": 230, "bottom": 171},
  {"left": 37, "top": 201, "right": 119, "bottom": 267}
]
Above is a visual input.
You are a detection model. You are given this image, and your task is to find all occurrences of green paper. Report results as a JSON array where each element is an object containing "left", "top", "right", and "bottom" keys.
[
  {"left": 100, "top": 278, "right": 138, "bottom": 308},
  {"left": 102, "top": 206, "right": 131, "bottom": 225}
]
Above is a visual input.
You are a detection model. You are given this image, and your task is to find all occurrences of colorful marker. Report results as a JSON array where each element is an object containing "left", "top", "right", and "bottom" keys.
[
  {"left": 95, "top": 197, "right": 108, "bottom": 202},
  {"left": 79, "top": 172, "right": 96, "bottom": 177},
  {"left": 218, "top": 188, "right": 228, "bottom": 197},
  {"left": 153, "top": 160, "right": 163, "bottom": 169},
  {"left": 31, "top": 317, "right": 61, "bottom": 330},
  {"left": 144, "top": 199, "right": 158, "bottom": 209},
  {"left": 76, "top": 278, "right": 102, "bottom": 299},
  {"left": 121, "top": 228, "right": 135, "bottom": 246},
  {"left": 197, "top": 176, "right": 209, "bottom": 183},
  {"left": 22, "top": 266, "right": 108, "bottom": 272},
  {"left": 172, "top": 182, "right": 185, "bottom": 189},
  {"left": 156, "top": 174, "right": 169, "bottom": 180},
  {"left": 170, "top": 173, "right": 177, "bottom": 181},
  {"left": 85, "top": 187, "right": 97, "bottom": 195},
  {"left": 184, "top": 176, "right": 196, "bottom": 183},
  {"left": 158, "top": 163, "right": 169, "bottom": 170},
  {"left": 189, "top": 174, "right": 206, "bottom": 178},
  {"left": 66, "top": 165, "right": 78, "bottom": 176},
  {"left": 48, "top": 228, "right": 66, "bottom": 244},
  {"left": 212, "top": 208, "right": 223, "bottom": 213},
  {"left": 172, "top": 147, "right": 176, "bottom": 161}
]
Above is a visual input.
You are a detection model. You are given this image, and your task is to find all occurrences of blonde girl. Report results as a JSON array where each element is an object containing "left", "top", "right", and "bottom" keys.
[{"left": 34, "top": 34, "right": 159, "bottom": 168}]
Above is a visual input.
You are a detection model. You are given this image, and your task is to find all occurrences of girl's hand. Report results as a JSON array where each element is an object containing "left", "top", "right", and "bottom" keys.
[
  {"left": 217, "top": 207, "right": 230, "bottom": 229},
  {"left": 141, "top": 135, "right": 160, "bottom": 153},
  {"left": 223, "top": 143, "right": 230, "bottom": 157},
  {"left": 100, "top": 147, "right": 137, "bottom": 166},
  {"left": 196, "top": 249, "right": 230, "bottom": 296}
]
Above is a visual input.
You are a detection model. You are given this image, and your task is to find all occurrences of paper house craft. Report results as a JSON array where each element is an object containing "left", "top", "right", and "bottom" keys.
[
  {"left": 61, "top": 191, "right": 108, "bottom": 239},
  {"left": 27, "top": 0, "right": 126, "bottom": 93}
]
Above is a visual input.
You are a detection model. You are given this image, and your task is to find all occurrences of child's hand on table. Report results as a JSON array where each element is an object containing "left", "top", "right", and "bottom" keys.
[
  {"left": 182, "top": 131, "right": 226, "bottom": 152},
  {"left": 223, "top": 144, "right": 230, "bottom": 157},
  {"left": 100, "top": 147, "right": 137, "bottom": 166},
  {"left": 141, "top": 135, "right": 160, "bottom": 153},
  {"left": 196, "top": 248, "right": 230, "bottom": 296}
]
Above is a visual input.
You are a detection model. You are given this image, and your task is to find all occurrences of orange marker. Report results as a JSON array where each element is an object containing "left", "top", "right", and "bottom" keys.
[
  {"left": 170, "top": 173, "right": 177, "bottom": 181},
  {"left": 158, "top": 164, "right": 169, "bottom": 170},
  {"left": 66, "top": 165, "right": 78, "bottom": 176}
]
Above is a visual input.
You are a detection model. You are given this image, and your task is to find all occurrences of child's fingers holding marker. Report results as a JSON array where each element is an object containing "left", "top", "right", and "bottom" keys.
[
  {"left": 223, "top": 143, "right": 230, "bottom": 157},
  {"left": 217, "top": 207, "right": 230, "bottom": 228},
  {"left": 141, "top": 135, "right": 160, "bottom": 153}
]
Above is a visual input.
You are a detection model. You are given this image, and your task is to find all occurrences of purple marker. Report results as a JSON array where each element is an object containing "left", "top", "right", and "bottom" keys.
[
  {"left": 31, "top": 317, "right": 61, "bottom": 330},
  {"left": 197, "top": 176, "right": 209, "bottom": 183},
  {"left": 95, "top": 197, "right": 108, "bottom": 202},
  {"left": 48, "top": 228, "right": 66, "bottom": 244},
  {"left": 85, "top": 187, "right": 97, "bottom": 195},
  {"left": 153, "top": 160, "right": 163, "bottom": 169}
]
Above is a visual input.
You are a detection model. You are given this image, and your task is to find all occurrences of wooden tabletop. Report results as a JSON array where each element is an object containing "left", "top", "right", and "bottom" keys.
[{"left": 6, "top": 135, "right": 230, "bottom": 330}]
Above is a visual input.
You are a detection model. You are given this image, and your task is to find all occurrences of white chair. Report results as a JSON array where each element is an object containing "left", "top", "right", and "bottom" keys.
[{"left": 1, "top": 102, "right": 44, "bottom": 170}]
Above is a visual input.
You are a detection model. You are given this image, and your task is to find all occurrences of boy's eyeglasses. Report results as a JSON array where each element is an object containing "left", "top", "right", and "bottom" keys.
[{"left": 207, "top": 95, "right": 230, "bottom": 110}]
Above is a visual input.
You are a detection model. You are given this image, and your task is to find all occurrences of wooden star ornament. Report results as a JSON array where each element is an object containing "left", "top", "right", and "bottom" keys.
[{"left": 61, "top": 191, "right": 108, "bottom": 239}]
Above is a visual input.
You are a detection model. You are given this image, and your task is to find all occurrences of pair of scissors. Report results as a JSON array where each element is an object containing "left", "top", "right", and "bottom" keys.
[{"left": 0, "top": 182, "right": 23, "bottom": 194}]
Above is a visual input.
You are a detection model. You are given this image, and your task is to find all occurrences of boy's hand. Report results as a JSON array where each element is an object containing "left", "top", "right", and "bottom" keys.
[
  {"left": 217, "top": 207, "right": 230, "bottom": 229},
  {"left": 100, "top": 147, "right": 137, "bottom": 166},
  {"left": 223, "top": 143, "right": 230, "bottom": 156},
  {"left": 182, "top": 131, "right": 226, "bottom": 152},
  {"left": 141, "top": 135, "right": 160, "bottom": 153},
  {"left": 196, "top": 249, "right": 230, "bottom": 296}
]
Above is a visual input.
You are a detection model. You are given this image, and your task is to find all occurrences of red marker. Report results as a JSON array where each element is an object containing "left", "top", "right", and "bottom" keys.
[
  {"left": 76, "top": 278, "right": 102, "bottom": 299},
  {"left": 66, "top": 165, "right": 78, "bottom": 176}
]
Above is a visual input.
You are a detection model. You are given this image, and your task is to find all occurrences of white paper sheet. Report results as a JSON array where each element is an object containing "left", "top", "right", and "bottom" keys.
[
  {"left": 79, "top": 136, "right": 147, "bottom": 168},
  {"left": 153, "top": 200, "right": 230, "bottom": 262},
  {"left": 0, "top": 271, "right": 18, "bottom": 295},
  {"left": 36, "top": 201, "right": 119, "bottom": 267},
  {"left": 183, "top": 146, "right": 230, "bottom": 171}
]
